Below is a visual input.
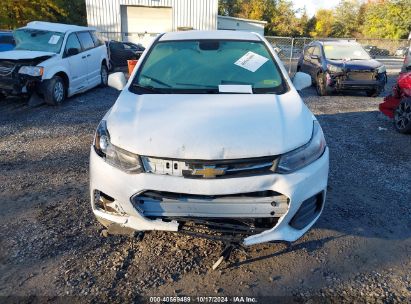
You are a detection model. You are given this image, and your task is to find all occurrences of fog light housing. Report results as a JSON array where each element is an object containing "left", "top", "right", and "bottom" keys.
[{"left": 289, "top": 192, "right": 323, "bottom": 230}]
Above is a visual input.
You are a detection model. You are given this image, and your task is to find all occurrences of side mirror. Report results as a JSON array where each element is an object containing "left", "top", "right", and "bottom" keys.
[
  {"left": 66, "top": 48, "right": 79, "bottom": 56},
  {"left": 108, "top": 72, "right": 127, "bottom": 91},
  {"left": 292, "top": 72, "right": 312, "bottom": 91},
  {"left": 310, "top": 54, "right": 320, "bottom": 60}
]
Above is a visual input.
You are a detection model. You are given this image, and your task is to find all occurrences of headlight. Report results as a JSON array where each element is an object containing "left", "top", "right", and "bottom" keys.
[
  {"left": 376, "top": 65, "right": 386, "bottom": 73},
  {"left": 277, "top": 121, "right": 326, "bottom": 173},
  {"left": 327, "top": 64, "right": 342, "bottom": 73},
  {"left": 18, "top": 66, "right": 44, "bottom": 77},
  {"left": 94, "top": 120, "right": 143, "bottom": 173}
]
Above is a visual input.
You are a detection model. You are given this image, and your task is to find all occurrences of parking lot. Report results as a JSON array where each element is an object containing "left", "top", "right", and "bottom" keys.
[{"left": 0, "top": 69, "right": 410, "bottom": 303}]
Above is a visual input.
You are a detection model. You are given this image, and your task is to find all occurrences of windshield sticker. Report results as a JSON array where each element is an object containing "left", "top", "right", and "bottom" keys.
[
  {"left": 218, "top": 84, "right": 253, "bottom": 94},
  {"left": 48, "top": 35, "right": 60, "bottom": 45},
  {"left": 263, "top": 79, "right": 280, "bottom": 86},
  {"left": 324, "top": 45, "right": 334, "bottom": 50},
  {"left": 353, "top": 51, "right": 362, "bottom": 57},
  {"left": 234, "top": 51, "right": 269, "bottom": 72}
]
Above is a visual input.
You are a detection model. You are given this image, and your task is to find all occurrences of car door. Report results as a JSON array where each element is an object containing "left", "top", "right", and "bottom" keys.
[
  {"left": 62, "top": 33, "right": 88, "bottom": 94},
  {"left": 300, "top": 46, "right": 314, "bottom": 74},
  {"left": 309, "top": 46, "right": 323, "bottom": 78},
  {"left": 77, "top": 31, "right": 101, "bottom": 88}
]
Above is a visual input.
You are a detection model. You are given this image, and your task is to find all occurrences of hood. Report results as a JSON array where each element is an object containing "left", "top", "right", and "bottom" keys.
[
  {"left": 328, "top": 59, "right": 383, "bottom": 71},
  {"left": 0, "top": 50, "right": 54, "bottom": 61},
  {"left": 106, "top": 89, "right": 314, "bottom": 160}
]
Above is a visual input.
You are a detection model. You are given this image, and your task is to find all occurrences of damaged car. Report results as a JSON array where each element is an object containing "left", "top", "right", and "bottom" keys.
[
  {"left": 90, "top": 31, "right": 329, "bottom": 249},
  {"left": 0, "top": 21, "right": 109, "bottom": 104},
  {"left": 297, "top": 40, "right": 387, "bottom": 97}
]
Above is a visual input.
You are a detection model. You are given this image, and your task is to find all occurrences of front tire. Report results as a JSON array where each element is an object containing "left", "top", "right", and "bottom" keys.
[
  {"left": 44, "top": 76, "right": 66, "bottom": 106},
  {"left": 394, "top": 98, "right": 411, "bottom": 134},
  {"left": 100, "top": 64, "right": 108, "bottom": 87}
]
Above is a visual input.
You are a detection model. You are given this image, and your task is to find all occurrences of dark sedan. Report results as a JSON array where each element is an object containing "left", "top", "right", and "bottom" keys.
[
  {"left": 297, "top": 41, "right": 387, "bottom": 97},
  {"left": 0, "top": 31, "right": 15, "bottom": 52},
  {"left": 107, "top": 40, "right": 145, "bottom": 69}
]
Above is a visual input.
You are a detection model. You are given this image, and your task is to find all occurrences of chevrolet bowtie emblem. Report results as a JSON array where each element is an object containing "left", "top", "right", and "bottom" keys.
[{"left": 192, "top": 166, "right": 226, "bottom": 179}]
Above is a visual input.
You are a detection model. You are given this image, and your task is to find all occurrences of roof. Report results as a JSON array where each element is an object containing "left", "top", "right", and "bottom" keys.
[
  {"left": 23, "top": 21, "right": 93, "bottom": 33},
  {"left": 160, "top": 30, "right": 261, "bottom": 42},
  {"left": 310, "top": 40, "right": 359, "bottom": 46},
  {"left": 217, "top": 15, "right": 268, "bottom": 25}
]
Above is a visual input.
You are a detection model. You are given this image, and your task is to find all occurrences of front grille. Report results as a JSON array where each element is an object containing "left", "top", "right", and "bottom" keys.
[
  {"left": 347, "top": 71, "right": 375, "bottom": 81},
  {"left": 141, "top": 156, "right": 278, "bottom": 179},
  {"left": 131, "top": 190, "right": 289, "bottom": 218},
  {"left": 0, "top": 61, "right": 16, "bottom": 77}
]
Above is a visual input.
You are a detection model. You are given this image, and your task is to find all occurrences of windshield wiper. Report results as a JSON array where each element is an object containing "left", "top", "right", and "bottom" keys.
[
  {"left": 175, "top": 82, "right": 217, "bottom": 89},
  {"left": 130, "top": 83, "right": 164, "bottom": 94},
  {"left": 140, "top": 74, "right": 172, "bottom": 88}
]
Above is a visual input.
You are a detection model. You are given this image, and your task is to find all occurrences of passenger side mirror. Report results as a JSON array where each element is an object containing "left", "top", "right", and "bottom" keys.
[
  {"left": 292, "top": 72, "right": 312, "bottom": 91},
  {"left": 66, "top": 48, "right": 79, "bottom": 56},
  {"left": 310, "top": 54, "right": 320, "bottom": 61},
  {"left": 108, "top": 72, "right": 127, "bottom": 91}
]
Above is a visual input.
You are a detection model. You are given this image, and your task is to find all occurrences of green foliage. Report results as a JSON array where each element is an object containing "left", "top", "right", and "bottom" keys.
[
  {"left": 362, "top": 0, "right": 411, "bottom": 39},
  {"left": 310, "top": 9, "right": 335, "bottom": 38},
  {"left": 0, "top": 0, "right": 86, "bottom": 30}
]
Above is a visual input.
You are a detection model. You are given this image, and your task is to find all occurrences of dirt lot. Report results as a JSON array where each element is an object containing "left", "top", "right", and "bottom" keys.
[{"left": 0, "top": 73, "right": 410, "bottom": 303}]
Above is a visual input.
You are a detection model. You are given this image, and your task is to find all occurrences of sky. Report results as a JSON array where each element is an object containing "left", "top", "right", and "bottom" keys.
[{"left": 291, "top": 0, "right": 341, "bottom": 17}]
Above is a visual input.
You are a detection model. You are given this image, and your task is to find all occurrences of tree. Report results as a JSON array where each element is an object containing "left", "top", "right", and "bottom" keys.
[
  {"left": 311, "top": 9, "right": 335, "bottom": 38},
  {"left": 0, "top": 0, "right": 66, "bottom": 29},
  {"left": 362, "top": 0, "right": 411, "bottom": 39},
  {"left": 332, "top": 0, "right": 362, "bottom": 37},
  {"left": 54, "top": 0, "right": 87, "bottom": 26}
]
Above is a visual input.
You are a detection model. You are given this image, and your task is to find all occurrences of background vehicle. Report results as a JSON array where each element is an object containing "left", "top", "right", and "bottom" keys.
[
  {"left": 401, "top": 32, "right": 411, "bottom": 73},
  {"left": 0, "top": 31, "right": 15, "bottom": 52},
  {"left": 0, "top": 21, "right": 109, "bottom": 105},
  {"left": 107, "top": 40, "right": 145, "bottom": 69},
  {"left": 297, "top": 40, "right": 386, "bottom": 97},
  {"left": 364, "top": 45, "right": 390, "bottom": 56},
  {"left": 395, "top": 47, "right": 408, "bottom": 57}
]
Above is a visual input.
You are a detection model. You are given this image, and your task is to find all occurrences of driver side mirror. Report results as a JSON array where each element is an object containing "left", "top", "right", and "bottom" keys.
[
  {"left": 292, "top": 72, "right": 312, "bottom": 91},
  {"left": 66, "top": 48, "right": 79, "bottom": 57},
  {"left": 108, "top": 72, "right": 127, "bottom": 91}
]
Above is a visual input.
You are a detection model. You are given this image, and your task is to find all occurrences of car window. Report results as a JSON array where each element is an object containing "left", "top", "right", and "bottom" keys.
[
  {"left": 0, "top": 35, "right": 15, "bottom": 44},
  {"left": 77, "top": 32, "right": 95, "bottom": 51},
  {"left": 324, "top": 44, "right": 370, "bottom": 60},
  {"left": 131, "top": 39, "right": 287, "bottom": 94},
  {"left": 13, "top": 29, "right": 64, "bottom": 53},
  {"left": 110, "top": 42, "right": 125, "bottom": 50},
  {"left": 90, "top": 31, "right": 104, "bottom": 47},
  {"left": 312, "top": 47, "right": 322, "bottom": 57},
  {"left": 65, "top": 33, "right": 82, "bottom": 56},
  {"left": 304, "top": 47, "right": 314, "bottom": 60}
]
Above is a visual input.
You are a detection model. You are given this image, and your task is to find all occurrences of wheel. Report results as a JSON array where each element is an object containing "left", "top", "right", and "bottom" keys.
[
  {"left": 100, "top": 64, "right": 108, "bottom": 87},
  {"left": 366, "top": 89, "right": 380, "bottom": 97},
  {"left": 44, "top": 76, "right": 65, "bottom": 105},
  {"left": 394, "top": 98, "right": 411, "bottom": 134},
  {"left": 316, "top": 73, "right": 327, "bottom": 96}
]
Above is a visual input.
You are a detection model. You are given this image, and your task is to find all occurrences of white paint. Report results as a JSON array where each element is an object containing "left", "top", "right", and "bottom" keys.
[
  {"left": 217, "top": 15, "right": 266, "bottom": 36},
  {"left": 0, "top": 50, "right": 55, "bottom": 60},
  {"left": 89, "top": 30, "right": 330, "bottom": 245}
]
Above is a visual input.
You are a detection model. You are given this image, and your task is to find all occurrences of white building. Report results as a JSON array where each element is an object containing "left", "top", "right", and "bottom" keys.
[
  {"left": 85, "top": 0, "right": 266, "bottom": 45},
  {"left": 217, "top": 15, "right": 267, "bottom": 36}
]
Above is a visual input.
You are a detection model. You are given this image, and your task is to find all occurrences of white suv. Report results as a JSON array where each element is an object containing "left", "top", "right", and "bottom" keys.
[
  {"left": 90, "top": 31, "right": 329, "bottom": 247},
  {"left": 0, "top": 21, "right": 109, "bottom": 105}
]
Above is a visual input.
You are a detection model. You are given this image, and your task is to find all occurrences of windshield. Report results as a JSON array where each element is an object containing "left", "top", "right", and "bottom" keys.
[
  {"left": 324, "top": 44, "right": 371, "bottom": 60},
  {"left": 14, "top": 29, "right": 64, "bottom": 53},
  {"left": 131, "top": 40, "right": 287, "bottom": 94}
]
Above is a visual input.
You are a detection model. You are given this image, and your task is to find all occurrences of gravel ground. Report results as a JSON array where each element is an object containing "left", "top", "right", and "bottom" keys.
[{"left": 0, "top": 73, "right": 410, "bottom": 303}]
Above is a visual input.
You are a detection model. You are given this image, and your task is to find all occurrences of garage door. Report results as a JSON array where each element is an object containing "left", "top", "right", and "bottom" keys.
[{"left": 121, "top": 6, "right": 172, "bottom": 34}]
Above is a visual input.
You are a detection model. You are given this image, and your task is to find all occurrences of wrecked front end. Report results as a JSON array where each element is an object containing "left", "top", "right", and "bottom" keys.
[
  {"left": 326, "top": 68, "right": 386, "bottom": 93},
  {"left": 89, "top": 147, "right": 329, "bottom": 246},
  {"left": 0, "top": 56, "right": 50, "bottom": 97}
]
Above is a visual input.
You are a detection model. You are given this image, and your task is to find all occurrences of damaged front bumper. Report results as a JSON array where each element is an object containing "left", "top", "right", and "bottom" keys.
[
  {"left": 325, "top": 71, "right": 386, "bottom": 91},
  {"left": 89, "top": 147, "right": 329, "bottom": 246},
  {"left": 0, "top": 73, "right": 43, "bottom": 96}
]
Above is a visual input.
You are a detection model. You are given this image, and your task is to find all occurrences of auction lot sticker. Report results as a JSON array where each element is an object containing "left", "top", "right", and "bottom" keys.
[{"left": 235, "top": 51, "right": 268, "bottom": 72}]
